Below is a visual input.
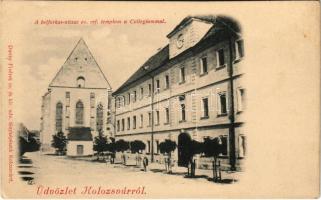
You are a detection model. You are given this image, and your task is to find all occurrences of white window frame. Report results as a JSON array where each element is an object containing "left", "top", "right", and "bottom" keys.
[
  {"left": 235, "top": 39, "right": 244, "bottom": 61},
  {"left": 164, "top": 74, "right": 170, "bottom": 89},
  {"left": 155, "top": 110, "right": 160, "bottom": 125},
  {"left": 148, "top": 112, "right": 152, "bottom": 127},
  {"left": 180, "top": 103, "right": 186, "bottom": 121},
  {"left": 133, "top": 90, "right": 137, "bottom": 102},
  {"left": 140, "top": 87, "right": 144, "bottom": 99},
  {"left": 200, "top": 56, "right": 208, "bottom": 75},
  {"left": 148, "top": 84, "right": 152, "bottom": 96},
  {"left": 237, "top": 87, "right": 245, "bottom": 112},
  {"left": 139, "top": 114, "right": 143, "bottom": 128},
  {"left": 127, "top": 117, "right": 130, "bottom": 130},
  {"left": 201, "top": 97, "right": 209, "bottom": 118},
  {"left": 133, "top": 116, "right": 137, "bottom": 129},
  {"left": 216, "top": 48, "right": 226, "bottom": 68},
  {"left": 179, "top": 66, "right": 185, "bottom": 83},
  {"left": 217, "top": 92, "right": 228, "bottom": 115},
  {"left": 238, "top": 135, "right": 246, "bottom": 158},
  {"left": 155, "top": 79, "right": 160, "bottom": 93},
  {"left": 164, "top": 107, "right": 170, "bottom": 124}
]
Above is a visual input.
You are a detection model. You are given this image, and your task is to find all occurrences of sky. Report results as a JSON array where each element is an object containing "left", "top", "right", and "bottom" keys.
[
  {"left": 14, "top": 15, "right": 182, "bottom": 130},
  {"left": 4, "top": 2, "right": 245, "bottom": 131}
]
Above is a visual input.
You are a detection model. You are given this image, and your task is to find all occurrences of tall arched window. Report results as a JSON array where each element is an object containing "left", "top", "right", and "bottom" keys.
[
  {"left": 75, "top": 100, "right": 84, "bottom": 125},
  {"left": 77, "top": 76, "right": 85, "bottom": 88},
  {"left": 96, "top": 104, "right": 104, "bottom": 133},
  {"left": 56, "top": 102, "right": 63, "bottom": 132}
]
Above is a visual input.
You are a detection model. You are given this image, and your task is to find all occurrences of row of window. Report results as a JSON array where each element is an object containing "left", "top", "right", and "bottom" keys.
[
  {"left": 55, "top": 100, "right": 104, "bottom": 132},
  {"left": 116, "top": 88, "right": 245, "bottom": 132},
  {"left": 116, "top": 40, "right": 244, "bottom": 108}
]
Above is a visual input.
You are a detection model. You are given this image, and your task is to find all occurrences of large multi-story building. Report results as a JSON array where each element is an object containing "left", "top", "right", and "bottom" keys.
[
  {"left": 40, "top": 39, "right": 112, "bottom": 156},
  {"left": 113, "top": 15, "right": 246, "bottom": 170}
]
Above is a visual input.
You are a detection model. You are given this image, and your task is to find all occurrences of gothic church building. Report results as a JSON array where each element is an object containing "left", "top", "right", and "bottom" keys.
[{"left": 40, "top": 38, "right": 112, "bottom": 156}]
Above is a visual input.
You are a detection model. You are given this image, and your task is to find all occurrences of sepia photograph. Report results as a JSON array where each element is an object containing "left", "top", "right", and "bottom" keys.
[{"left": 1, "top": 1, "right": 319, "bottom": 199}]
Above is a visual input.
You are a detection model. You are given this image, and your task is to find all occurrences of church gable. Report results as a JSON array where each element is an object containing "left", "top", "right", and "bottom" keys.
[{"left": 49, "top": 38, "right": 111, "bottom": 89}]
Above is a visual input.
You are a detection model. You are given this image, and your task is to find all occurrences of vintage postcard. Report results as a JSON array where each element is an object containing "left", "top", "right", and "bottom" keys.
[{"left": 0, "top": 1, "right": 320, "bottom": 199}]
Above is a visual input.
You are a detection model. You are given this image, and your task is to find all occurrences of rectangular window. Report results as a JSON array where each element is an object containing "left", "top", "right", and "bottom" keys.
[
  {"left": 148, "top": 84, "right": 152, "bottom": 96},
  {"left": 180, "top": 104, "right": 186, "bottom": 121},
  {"left": 155, "top": 79, "right": 160, "bottom": 93},
  {"left": 140, "top": 114, "right": 143, "bottom": 128},
  {"left": 117, "top": 120, "right": 120, "bottom": 132},
  {"left": 156, "top": 140, "right": 160, "bottom": 154},
  {"left": 127, "top": 93, "right": 131, "bottom": 105},
  {"left": 165, "top": 75, "right": 170, "bottom": 89},
  {"left": 165, "top": 107, "right": 169, "bottom": 124},
  {"left": 65, "top": 105, "right": 70, "bottom": 117},
  {"left": 66, "top": 92, "right": 70, "bottom": 106},
  {"left": 148, "top": 112, "right": 152, "bottom": 126},
  {"left": 217, "top": 49, "right": 225, "bottom": 67},
  {"left": 140, "top": 87, "right": 144, "bottom": 99},
  {"left": 90, "top": 92, "right": 95, "bottom": 108},
  {"left": 202, "top": 97, "right": 209, "bottom": 118},
  {"left": 65, "top": 117, "right": 69, "bottom": 130},
  {"left": 218, "top": 92, "right": 227, "bottom": 115},
  {"left": 155, "top": 110, "right": 160, "bottom": 125},
  {"left": 238, "top": 135, "right": 246, "bottom": 158},
  {"left": 200, "top": 57, "right": 208, "bottom": 74},
  {"left": 235, "top": 40, "right": 244, "bottom": 60},
  {"left": 133, "top": 116, "right": 136, "bottom": 129},
  {"left": 221, "top": 136, "right": 228, "bottom": 156},
  {"left": 127, "top": 117, "right": 130, "bottom": 130},
  {"left": 179, "top": 67, "right": 185, "bottom": 83},
  {"left": 147, "top": 140, "right": 151, "bottom": 153},
  {"left": 133, "top": 91, "right": 137, "bottom": 102},
  {"left": 121, "top": 119, "right": 125, "bottom": 131},
  {"left": 116, "top": 98, "right": 120, "bottom": 108},
  {"left": 237, "top": 88, "right": 245, "bottom": 112}
]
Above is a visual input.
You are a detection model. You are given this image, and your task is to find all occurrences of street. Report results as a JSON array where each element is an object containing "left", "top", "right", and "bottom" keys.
[{"left": 16, "top": 152, "right": 240, "bottom": 198}]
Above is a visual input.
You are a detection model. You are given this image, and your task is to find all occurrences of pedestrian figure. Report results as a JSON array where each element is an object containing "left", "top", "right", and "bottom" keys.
[
  {"left": 164, "top": 155, "right": 168, "bottom": 173},
  {"left": 143, "top": 156, "right": 149, "bottom": 172},
  {"left": 111, "top": 152, "right": 115, "bottom": 164}
]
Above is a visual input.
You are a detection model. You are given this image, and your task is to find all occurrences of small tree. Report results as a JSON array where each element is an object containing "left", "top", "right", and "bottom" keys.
[
  {"left": 106, "top": 137, "right": 116, "bottom": 164},
  {"left": 93, "top": 133, "right": 108, "bottom": 160},
  {"left": 130, "top": 140, "right": 146, "bottom": 166},
  {"left": 115, "top": 139, "right": 129, "bottom": 164},
  {"left": 51, "top": 131, "right": 67, "bottom": 155},
  {"left": 19, "top": 135, "right": 40, "bottom": 156},
  {"left": 159, "top": 139, "right": 177, "bottom": 173},
  {"left": 202, "top": 136, "right": 223, "bottom": 182}
]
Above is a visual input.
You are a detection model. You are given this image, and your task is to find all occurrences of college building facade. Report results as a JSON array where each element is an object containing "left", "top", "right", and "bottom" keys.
[
  {"left": 40, "top": 39, "right": 113, "bottom": 156},
  {"left": 113, "top": 15, "right": 246, "bottom": 170}
]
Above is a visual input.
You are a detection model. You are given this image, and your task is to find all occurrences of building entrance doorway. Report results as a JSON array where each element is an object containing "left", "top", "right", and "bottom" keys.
[
  {"left": 178, "top": 132, "right": 192, "bottom": 167},
  {"left": 77, "top": 145, "right": 84, "bottom": 155}
]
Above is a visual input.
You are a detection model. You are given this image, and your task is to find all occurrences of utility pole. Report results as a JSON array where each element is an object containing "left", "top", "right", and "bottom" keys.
[
  {"left": 143, "top": 65, "right": 155, "bottom": 162},
  {"left": 227, "top": 32, "right": 236, "bottom": 171}
]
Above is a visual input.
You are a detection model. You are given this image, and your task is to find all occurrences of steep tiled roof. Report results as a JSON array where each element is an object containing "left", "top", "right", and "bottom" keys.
[
  {"left": 114, "top": 45, "right": 169, "bottom": 94},
  {"left": 113, "top": 15, "right": 241, "bottom": 95},
  {"left": 67, "top": 127, "right": 92, "bottom": 141}
]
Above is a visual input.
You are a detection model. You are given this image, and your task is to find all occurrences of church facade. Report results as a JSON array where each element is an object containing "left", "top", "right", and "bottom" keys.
[{"left": 40, "top": 39, "right": 112, "bottom": 156}]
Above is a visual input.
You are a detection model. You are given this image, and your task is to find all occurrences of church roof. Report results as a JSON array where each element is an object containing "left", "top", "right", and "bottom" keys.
[
  {"left": 49, "top": 38, "right": 111, "bottom": 89},
  {"left": 67, "top": 127, "right": 92, "bottom": 141}
]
